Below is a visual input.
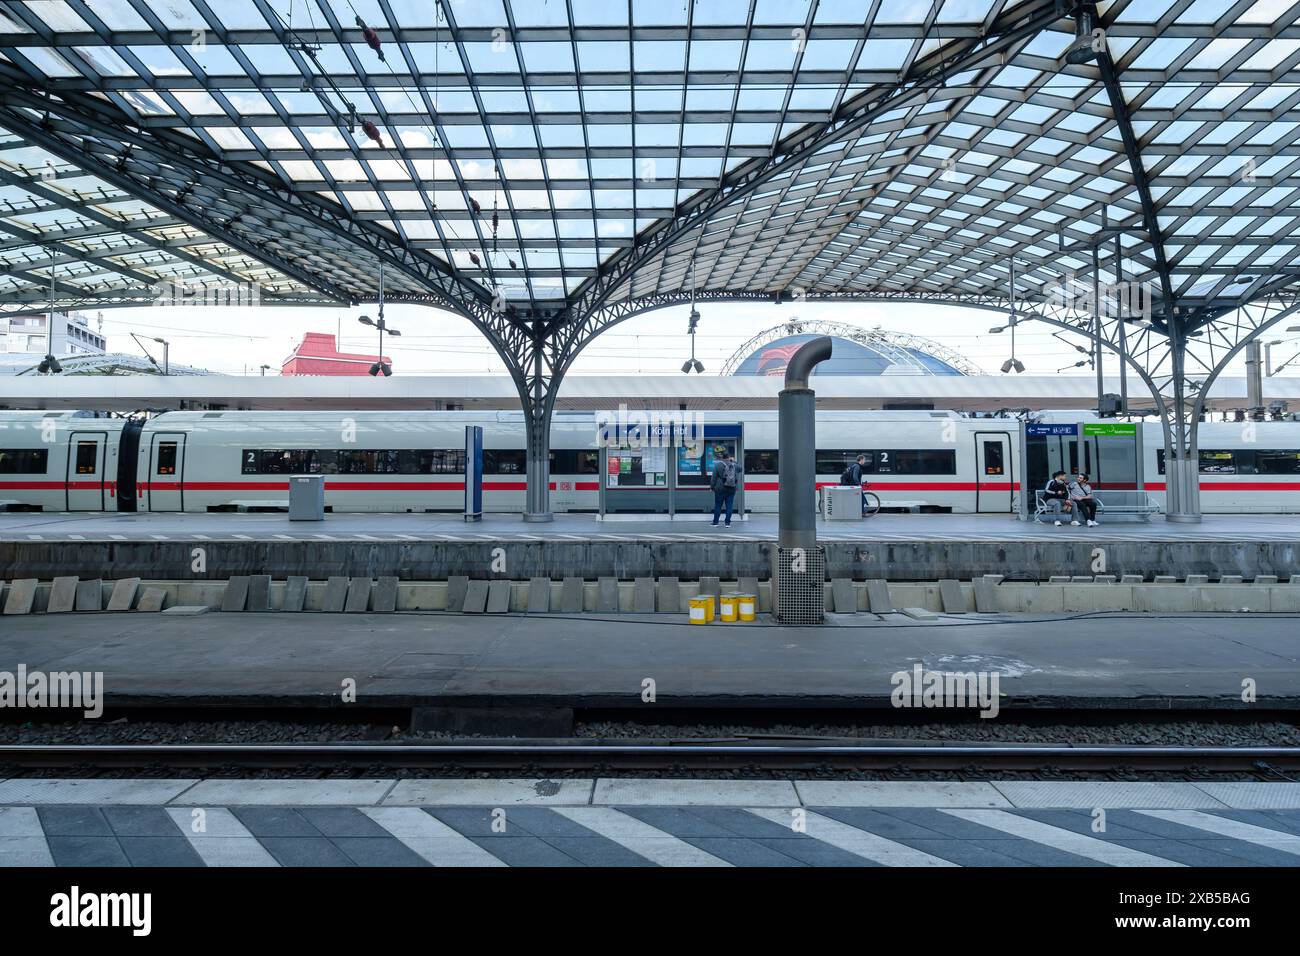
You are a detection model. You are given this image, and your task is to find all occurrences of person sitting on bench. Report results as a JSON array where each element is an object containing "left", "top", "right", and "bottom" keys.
[
  {"left": 1069, "top": 472, "right": 1099, "bottom": 527},
  {"left": 1043, "top": 471, "right": 1073, "bottom": 526}
]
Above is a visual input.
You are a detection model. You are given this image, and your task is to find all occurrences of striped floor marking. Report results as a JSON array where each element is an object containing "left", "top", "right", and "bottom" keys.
[
  {"left": 943, "top": 809, "right": 1184, "bottom": 867},
  {"left": 192, "top": 534, "right": 210, "bottom": 540},
  {"left": 552, "top": 807, "right": 731, "bottom": 867},
  {"left": 232, "top": 534, "right": 252, "bottom": 540},
  {"left": 748, "top": 809, "right": 957, "bottom": 866},
  {"left": 362, "top": 807, "right": 506, "bottom": 867},
  {"left": 395, "top": 534, "right": 419, "bottom": 541},
  {"left": 164, "top": 807, "right": 278, "bottom": 867},
  {"left": 1136, "top": 810, "right": 1300, "bottom": 856}
]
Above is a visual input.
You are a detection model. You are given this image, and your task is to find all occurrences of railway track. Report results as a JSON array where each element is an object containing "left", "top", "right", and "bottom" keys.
[{"left": 2, "top": 740, "right": 1299, "bottom": 775}]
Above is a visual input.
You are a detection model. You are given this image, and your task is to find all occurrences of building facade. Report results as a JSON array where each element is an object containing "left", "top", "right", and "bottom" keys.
[
  {"left": 0, "top": 311, "right": 107, "bottom": 358},
  {"left": 281, "top": 332, "right": 390, "bottom": 376}
]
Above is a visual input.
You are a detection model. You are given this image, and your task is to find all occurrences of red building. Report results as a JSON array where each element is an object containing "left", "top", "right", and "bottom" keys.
[{"left": 281, "top": 333, "right": 391, "bottom": 376}]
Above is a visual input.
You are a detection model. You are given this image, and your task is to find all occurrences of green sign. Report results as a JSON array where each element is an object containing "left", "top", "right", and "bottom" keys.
[{"left": 1083, "top": 423, "right": 1137, "bottom": 437}]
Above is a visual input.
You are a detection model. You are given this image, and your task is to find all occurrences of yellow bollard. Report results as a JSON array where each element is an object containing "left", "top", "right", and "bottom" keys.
[
  {"left": 689, "top": 596, "right": 710, "bottom": 625},
  {"left": 720, "top": 594, "right": 739, "bottom": 622},
  {"left": 737, "top": 594, "right": 756, "bottom": 621}
]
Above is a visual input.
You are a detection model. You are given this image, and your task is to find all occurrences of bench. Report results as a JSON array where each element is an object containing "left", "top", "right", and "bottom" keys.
[
  {"left": 1034, "top": 489, "right": 1160, "bottom": 523},
  {"left": 1093, "top": 490, "right": 1161, "bottom": 521}
]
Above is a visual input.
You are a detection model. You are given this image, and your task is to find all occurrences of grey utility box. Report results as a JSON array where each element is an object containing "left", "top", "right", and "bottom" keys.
[
  {"left": 823, "top": 485, "right": 864, "bottom": 521},
  {"left": 288, "top": 474, "right": 325, "bottom": 521}
]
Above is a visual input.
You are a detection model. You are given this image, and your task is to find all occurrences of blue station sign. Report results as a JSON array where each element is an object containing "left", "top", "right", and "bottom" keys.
[{"left": 1026, "top": 423, "right": 1079, "bottom": 437}]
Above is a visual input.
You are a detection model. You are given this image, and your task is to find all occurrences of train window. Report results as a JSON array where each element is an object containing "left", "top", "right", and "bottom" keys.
[
  {"left": 245, "top": 449, "right": 313, "bottom": 474},
  {"left": 1199, "top": 450, "right": 1236, "bottom": 474},
  {"left": 550, "top": 450, "right": 598, "bottom": 474},
  {"left": 1255, "top": 450, "right": 1300, "bottom": 475},
  {"left": 156, "top": 442, "right": 178, "bottom": 476},
  {"left": 338, "top": 450, "right": 401, "bottom": 474},
  {"left": 1155, "top": 449, "right": 1241, "bottom": 475},
  {"left": 485, "top": 450, "right": 527, "bottom": 474},
  {"left": 892, "top": 449, "right": 957, "bottom": 475},
  {"left": 0, "top": 448, "right": 48, "bottom": 474},
  {"left": 418, "top": 449, "right": 467, "bottom": 474},
  {"left": 745, "top": 450, "right": 779, "bottom": 475},
  {"left": 815, "top": 450, "right": 867, "bottom": 475},
  {"left": 75, "top": 442, "right": 97, "bottom": 474},
  {"left": 982, "top": 441, "right": 1005, "bottom": 476}
]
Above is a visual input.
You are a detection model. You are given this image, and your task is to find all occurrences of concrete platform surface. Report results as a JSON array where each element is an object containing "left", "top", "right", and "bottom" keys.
[
  {"left": 1, "top": 510, "right": 1294, "bottom": 543},
  {"left": 0, "top": 611, "right": 1296, "bottom": 709},
  {"left": 2, "top": 780, "right": 1299, "bottom": 867}
]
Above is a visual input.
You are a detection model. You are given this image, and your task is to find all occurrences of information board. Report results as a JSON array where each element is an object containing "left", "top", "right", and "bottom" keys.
[{"left": 1082, "top": 423, "right": 1137, "bottom": 437}]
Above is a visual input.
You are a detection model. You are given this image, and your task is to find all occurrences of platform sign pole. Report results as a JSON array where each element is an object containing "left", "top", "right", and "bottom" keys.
[
  {"left": 464, "top": 425, "right": 483, "bottom": 522},
  {"left": 1135, "top": 421, "right": 1146, "bottom": 493},
  {"left": 1018, "top": 420, "right": 1029, "bottom": 522}
]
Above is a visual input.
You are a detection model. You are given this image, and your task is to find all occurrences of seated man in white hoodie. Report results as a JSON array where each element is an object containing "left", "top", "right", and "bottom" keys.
[{"left": 1068, "top": 472, "right": 1099, "bottom": 527}]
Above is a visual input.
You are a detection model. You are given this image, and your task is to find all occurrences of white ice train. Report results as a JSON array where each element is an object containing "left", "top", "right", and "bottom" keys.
[{"left": 0, "top": 409, "right": 1298, "bottom": 515}]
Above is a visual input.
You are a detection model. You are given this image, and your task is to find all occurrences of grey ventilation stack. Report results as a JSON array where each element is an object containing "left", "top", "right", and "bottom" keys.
[{"left": 773, "top": 336, "right": 833, "bottom": 624}]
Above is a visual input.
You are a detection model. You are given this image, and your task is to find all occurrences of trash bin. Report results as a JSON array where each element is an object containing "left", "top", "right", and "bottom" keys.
[
  {"left": 825, "top": 485, "right": 864, "bottom": 521},
  {"left": 288, "top": 474, "right": 325, "bottom": 521}
]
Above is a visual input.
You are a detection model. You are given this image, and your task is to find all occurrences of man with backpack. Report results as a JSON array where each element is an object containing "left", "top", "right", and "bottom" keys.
[
  {"left": 841, "top": 454, "right": 868, "bottom": 515},
  {"left": 710, "top": 448, "right": 740, "bottom": 527}
]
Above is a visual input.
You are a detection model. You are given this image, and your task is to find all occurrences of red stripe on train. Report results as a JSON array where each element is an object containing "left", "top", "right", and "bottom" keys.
[{"left": 745, "top": 481, "right": 1020, "bottom": 492}]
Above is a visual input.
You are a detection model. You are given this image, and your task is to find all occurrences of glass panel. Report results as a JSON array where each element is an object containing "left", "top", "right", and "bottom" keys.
[
  {"left": 156, "top": 442, "right": 178, "bottom": 476},
  {"left": 0, "top": 449, "right": 48, "bottom": 474},
  {"left": 75, "top": 441, "right": 97, "bottom": 474}
]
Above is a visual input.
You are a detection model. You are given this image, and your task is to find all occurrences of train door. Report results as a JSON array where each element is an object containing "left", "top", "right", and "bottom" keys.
[
  {"left": 975, "top": 431, "right": 1013, "bottom": 513},
  {"left": 147, "top": 433, "right": 185, "bottom": 511},
  {"left": 66, "top": 432, "right": 107, "bottom": 511}
]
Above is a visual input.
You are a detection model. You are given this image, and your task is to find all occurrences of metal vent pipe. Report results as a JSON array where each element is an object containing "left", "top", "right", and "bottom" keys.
[{"left": 778, "top": 336, "right": 833, "bottom": 549}]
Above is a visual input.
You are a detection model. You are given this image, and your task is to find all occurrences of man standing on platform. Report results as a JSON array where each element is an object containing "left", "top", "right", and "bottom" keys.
[{"left": 711, "top": 448, "right": 740, "bottom": 527}]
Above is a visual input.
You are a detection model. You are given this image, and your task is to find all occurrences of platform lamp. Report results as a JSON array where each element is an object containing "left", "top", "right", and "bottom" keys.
[
  {"left": 1065, "top": 2, "right": 1100, "bottom": 65},
  {"left": 682, "top": 261, "right": 704, "bottom": 373},
  {"left": 36, "top": 353, "right": 62, "bottom": 374},
  {"left": 991, "top": 257, "right": 1025, "bottom": 373},
  {"left": 359, "top": 263, "right": 398, "bottom": 377}
]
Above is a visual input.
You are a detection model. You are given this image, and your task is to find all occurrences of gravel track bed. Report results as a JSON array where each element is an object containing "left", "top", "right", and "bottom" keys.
[{"left": 1, "top": 717, "right": 1298, "bottom": 747}]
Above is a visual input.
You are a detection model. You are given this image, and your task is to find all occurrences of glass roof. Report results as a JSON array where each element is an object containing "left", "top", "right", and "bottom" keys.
[{"left": 1, "top": 0, "right": 1298, "bottom": 322}]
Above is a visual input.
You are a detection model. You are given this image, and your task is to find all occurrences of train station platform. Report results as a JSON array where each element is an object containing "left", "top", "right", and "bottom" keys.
[
  {"left": 2, "top": 512, "right": 1298, "bottom": 582},
  {"left": 1, "top": 610, "right": 1297, "bottom": 720}
]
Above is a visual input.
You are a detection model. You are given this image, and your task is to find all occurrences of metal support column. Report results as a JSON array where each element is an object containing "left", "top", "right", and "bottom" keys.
[
  {"left": 1114, "top": 231, "right": 1129, "bottom": 416},
  {"left": 1093, "top": 244, "right": 1104, "bottom": 414},
  {"left": 1164, "top": 318, "right": 1202, "bottom": 523},
  {"left": 523, "top": 334, "right": 554, "bottom": 522}
]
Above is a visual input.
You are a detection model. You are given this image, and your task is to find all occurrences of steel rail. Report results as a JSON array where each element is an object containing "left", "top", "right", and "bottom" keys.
[{"left": 1, "top": 742, "right": 1297, "bottom": 773}]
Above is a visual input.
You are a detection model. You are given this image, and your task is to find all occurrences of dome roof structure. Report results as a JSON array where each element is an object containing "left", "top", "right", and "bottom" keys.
[{"left": 722, "top": 321, "right": 980, "bottom": 378}]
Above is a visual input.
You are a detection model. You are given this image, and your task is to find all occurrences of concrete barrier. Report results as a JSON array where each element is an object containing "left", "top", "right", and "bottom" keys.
[
  {"left": 6, "top": 576, "right": 1300, "bottom": 616},
  {"left": 7, "top": 537, "right": 1300, "bottom": 583}
]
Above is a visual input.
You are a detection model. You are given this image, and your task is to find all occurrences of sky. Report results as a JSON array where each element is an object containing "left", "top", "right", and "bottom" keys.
[{"left": 78, "top": 298, "right": 1300, "bottom": 381}]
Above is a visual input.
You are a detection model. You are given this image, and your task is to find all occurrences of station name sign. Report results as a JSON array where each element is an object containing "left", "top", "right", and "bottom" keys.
[
  {"left": 1026, "top": 424, "right": 1078, "bottom": 436},
  {"left": 1082, "top": 423, "right": 1137, "bottom": 437},
  {"left": 595, "top": 405, "right": 705, "bottom": 449}
]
